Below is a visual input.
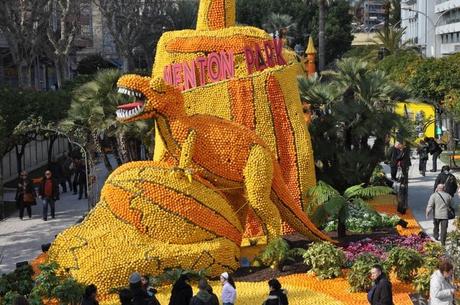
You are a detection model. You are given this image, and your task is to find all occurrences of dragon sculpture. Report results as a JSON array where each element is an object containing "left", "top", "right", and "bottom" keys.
[{"left": 48, "top": 0, "right": 329, "bottom": 297}]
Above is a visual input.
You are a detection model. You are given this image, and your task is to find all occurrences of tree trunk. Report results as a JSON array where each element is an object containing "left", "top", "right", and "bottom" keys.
[
  {"left": 318, "top": 0, "right": 326, "bottom": 71},
  {"left": 54, "top": 59, "right": 63, "bottom": 89},
  {"left": 47, "top": 135, "right": 57, "bottom": 163},
  {"left": 17, "top": 62, "right": 32, "bottom": 88},
  {"left": 116, "top": 132, "right": 130, "bottom": 163},
  {"left": 111, "top": 138, "right": 123, "bottom": 165},
  {"left": 0, "top": 161, "right": 4, "bottom": 220},
  {"left": 122, "top": 56, "right": 135, "bottom": 73},
  {"left": 337, "top": 208, "right": 347, "bottom": 238},
  {"left": 15, "top": 144, "right": 26, "bottom": 174},
  {"left": 102, "top": 152, "right": 113, "bottom": 172}
]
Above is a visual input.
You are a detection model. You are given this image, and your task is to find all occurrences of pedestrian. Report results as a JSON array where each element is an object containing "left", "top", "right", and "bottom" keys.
[
  {"left": 262, "top": 279, "right": 288, "bottom": 305},
  {"left": 425, "top": 137, "right": 443, "bottom": 172},
  {"left": 434, "top": 166, "right": 458, "bottom": 198},
  {"left": 60, "top": 154, "right": 74, "bottom": 193},
  {"left": 168, "top": 274, "right": 192, "bottom": 305},
  {"left": 71, "top": 158, "right": 79, "bottom": 195},
  {"left": 48, "top": 158, "right": 64, "bottom": 192},
  {"left": 388, "top": 142, "right": 403, "bottom": 180},
  {"left": 426, "top": 184, "right": 454, "bottom": 245},
  {"left": 205, "top": 285, "right": 219, "bottom": 305},
  {"left": 417, "top": 139, "right": 429, "bottom": 177},
  {"left": 81, "top": 284, "right": 99, "bottom": 305},
  {"left": 367, "top": 264, "right": 394, "bottom": 305},
  {"left": 189, "top": 278, "right": 218, "bottom": 305},
  {"left": 129, "top": 272, "right": 160, "bottom": 305},
  {"left": 15, "top": 171, "right": 36, "bottom": 220},
  {"left": 220, "top": 272, "right": 236, "bottom": 305},
  {"left": 429, "top": 260, "right": 457, "bottom": 305},
  {"left": 119, "top": 288, "right": 134, "bottom": 305},
  {"left": 38, "top": 170, "right": 59, "bottom": 221},
  {"left": 75, "top": 159, "right": 87, "bottom": 200},
  {"left": 141, "top": 275, "right": 161, "bottom": 305}
]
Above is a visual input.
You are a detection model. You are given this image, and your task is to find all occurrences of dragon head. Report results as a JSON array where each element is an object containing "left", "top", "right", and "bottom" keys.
[{"left": 116, "top": 75, "right": 185, "bottom": 122}]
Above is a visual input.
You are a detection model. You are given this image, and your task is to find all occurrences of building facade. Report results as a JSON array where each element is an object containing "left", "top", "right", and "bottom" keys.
[{"left": 401, "top": 0, "right": 460, "bottom": 57}]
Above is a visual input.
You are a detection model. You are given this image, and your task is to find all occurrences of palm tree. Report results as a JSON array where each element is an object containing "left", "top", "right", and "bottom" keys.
[
  {"left": 307, "top": 181, "right": 393, "bottom": 237},
  {"left": 262, "top": 13, "right": 297, "bottom": 43},
  {"left": 374, "top": 26, "right": 409, "bottom": 55},
  {"left": 298, "top": 58, "right": 411, "bottom": 193},
  {"left": 61, "top": 69, "right": 149, "bottom": 172},
  {"left": 318, "top": 0, "right": 326, "bottom": 71}
]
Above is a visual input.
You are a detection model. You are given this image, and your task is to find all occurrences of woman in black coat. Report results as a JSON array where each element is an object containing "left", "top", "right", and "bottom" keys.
[
  {"left": 168, "top": 275, "right": 192, "bottom": 305},
  {"left": 263, "top": 279, "right": 288, "bottom": 305},
  {"left": 15, "top": 171, "right": 36, "bottom": 220}
]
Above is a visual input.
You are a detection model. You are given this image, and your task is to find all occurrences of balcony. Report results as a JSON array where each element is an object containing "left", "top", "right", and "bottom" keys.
[
  {"left": 435, "top": 0, "right": 460, "bottom": 13},
  {"left": 440, "top": 42, "right": 460, "bottom": 54},
  {"left": 436, "top": 22, "right": 460, "bottom": 35}
]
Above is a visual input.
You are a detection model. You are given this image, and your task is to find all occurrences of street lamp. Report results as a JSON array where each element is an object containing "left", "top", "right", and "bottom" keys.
[{"left": 402, "top": 7, "right": 434, "bottom": 56}]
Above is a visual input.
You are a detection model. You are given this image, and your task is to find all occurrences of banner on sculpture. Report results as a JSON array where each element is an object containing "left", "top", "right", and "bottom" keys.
[{"left": 163, "top": 38, "right": 287, "bottom": 91}]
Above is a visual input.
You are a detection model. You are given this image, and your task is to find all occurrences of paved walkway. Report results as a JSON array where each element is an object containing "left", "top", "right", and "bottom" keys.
[
  {"left": 0, "top": 162, "right": 110, "bottom": 274},
  {"left": 404, "top": 156, "right": 458, "bottom": 240}
]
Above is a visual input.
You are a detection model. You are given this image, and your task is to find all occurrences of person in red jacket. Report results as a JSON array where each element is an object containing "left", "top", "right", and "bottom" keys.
[{"left": 38, "top": 170, "right": 59, "bottom": 221}]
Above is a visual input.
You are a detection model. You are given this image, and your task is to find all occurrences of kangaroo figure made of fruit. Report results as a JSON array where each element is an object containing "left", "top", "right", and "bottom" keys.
[{"left": 116, "top": 76, "right": 331, "bottom": 243}]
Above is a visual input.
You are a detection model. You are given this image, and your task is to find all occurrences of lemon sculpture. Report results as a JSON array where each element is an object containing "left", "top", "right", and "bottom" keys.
[{"left": 48, "top": 0, "right": 328, "bottom": 295}]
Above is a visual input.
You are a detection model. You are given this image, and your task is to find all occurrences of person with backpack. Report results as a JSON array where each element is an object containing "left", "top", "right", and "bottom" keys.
[
  {"left": 425, "top": 137, "right": 443, "bottom": 172},
  {"left": 262, "top": 279, "right": 288, "bottom": 305},
  {"left": 434, "top": 166, "right": 458, "bottom": 198},
  {"left": 189, "top": 279, "right": 218, "bottom": 305},
  {"left": 426, "top": 184, "right": 454, "bottom": 245}
]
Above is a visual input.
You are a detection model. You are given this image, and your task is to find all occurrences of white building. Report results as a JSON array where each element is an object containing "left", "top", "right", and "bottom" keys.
[{"left": 401, "top": 0, "right": 460, "bottom": 57}]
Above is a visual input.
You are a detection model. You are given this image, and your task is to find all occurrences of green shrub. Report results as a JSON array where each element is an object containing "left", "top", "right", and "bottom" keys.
[
  {"left": 2, "top": 291, "right": 20, "bottom": 305},
  {"left": 33, "top": 262, "right": 60, "bottom": 299},
  {"left": 348, "top": 254, "right": 382, "bottom": 292},
  {"left": 53, "top": 278, "right": 84, "bottom": 305},
  {"left": 258, "top": 238, "right": 305, "bottom": 270},
  {"left": 413, "top": 270, "right": 431, "bottom": 298},
  {"left": 386, "top": 247, "right": 423, "bottom": 283},
  {"left": 303, "top": 242, "right": 345, "bottom": 279},
  {"left": 447, "top": 224, "right": 460, "bottom": 276}
]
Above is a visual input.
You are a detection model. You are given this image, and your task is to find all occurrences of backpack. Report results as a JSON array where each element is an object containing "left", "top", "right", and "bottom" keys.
[
  {"left": 262, "top": 295, "right": 281, "bottom": 305},
  {"left": 444, "top": 174, "right": 458, "bottom": 195}
]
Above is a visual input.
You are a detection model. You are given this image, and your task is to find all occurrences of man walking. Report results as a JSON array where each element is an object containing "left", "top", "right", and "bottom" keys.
[
  {"left": 434, "top": 166, "right": 458, "bottom": 198},
  {"left": 38, "top": 170, "right": 60, "bottom": 221},
  {"left": 425, "top": 137, "right": 443, "bottom": 172},
  {"left": 426, "top": 184, "right": 453, "bottom": 245}
]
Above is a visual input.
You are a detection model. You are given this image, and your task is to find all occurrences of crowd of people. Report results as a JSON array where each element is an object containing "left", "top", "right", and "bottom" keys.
[
  {"left": 15, "top": 154, "right": 88, "bottom": 221},
  {"left": 116, "top": 271, "right": 286, "bottom": 305}
]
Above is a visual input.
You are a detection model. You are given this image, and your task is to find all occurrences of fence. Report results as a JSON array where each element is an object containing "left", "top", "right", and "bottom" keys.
[{"left": 2, "top": 137, "right": 69, "bottom": 183}]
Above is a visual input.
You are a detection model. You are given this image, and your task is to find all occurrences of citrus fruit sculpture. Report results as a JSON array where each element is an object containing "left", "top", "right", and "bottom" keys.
[{"left": 48, "top": 0, "right": 329, "bottom": 294}]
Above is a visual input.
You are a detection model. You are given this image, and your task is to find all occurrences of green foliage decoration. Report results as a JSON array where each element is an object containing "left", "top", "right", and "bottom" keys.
[
  {"left": 1, "top": 291, "right": 20, "bottom": 305},
  {"left": 347, "top": 254, "right": 382, "bottom": 292},
  {"left": 385, "top": 247, "right": 423, "bottom": 283},
  {"left": 52, "top": 278, "right": 84, "bottom": 305},
  {"left": 258, "top": 238, "right": 305, "bottom": 270},
  {"left": 303, "top": 242, "right": 345, "bottom": 279}
]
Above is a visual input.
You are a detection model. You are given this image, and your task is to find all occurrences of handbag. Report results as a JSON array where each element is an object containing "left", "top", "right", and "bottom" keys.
[
  {"left": 23, "top": 193, "right": 34, "bottom": 203},
  {"left": 437, "top": 192, "right": 455, "bottom": 220}
]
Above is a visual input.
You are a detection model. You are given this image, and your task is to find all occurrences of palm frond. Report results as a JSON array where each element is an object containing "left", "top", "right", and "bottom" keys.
[
  {"left": 344, "top": 184, "right": 393, "bottom": 200},
  {"left": 307, "top": 180, "right": 340, "bottom": 206}
]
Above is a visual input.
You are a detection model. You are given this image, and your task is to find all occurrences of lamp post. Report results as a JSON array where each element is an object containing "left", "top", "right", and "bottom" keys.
[{"left": 402, "top": 7, "right": 434, "bottom": 56}]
